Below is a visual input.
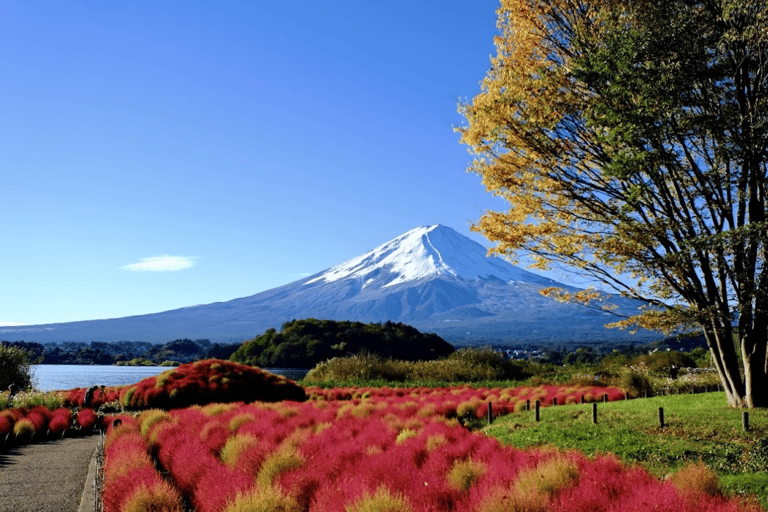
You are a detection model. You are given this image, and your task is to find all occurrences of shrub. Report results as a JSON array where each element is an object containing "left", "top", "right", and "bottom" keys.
[
  {"left": 513, "top": 453, "right": 580, "bottom": 505},
  {"left": 199, "top": 420, "right": 230, "bottom": 453},
  {"left": 223, "top": 486, "right": 301, "bottom": 512},
  {"left": 447, "top": 458, "right": 486, "bottom": 492},
  {"left": 669, "top": 461, "right": 721, "bottom": 497},
  {"left": 220, "top": 434, "right": 260, "bottom": 468},
  {"left": 305, "top": 353, "right": 408, "bottom": 382},
  {"left": 138, "top": 409, "right": 172, "bottom": 439},
  {"left": 48, "top": 409, "right": 72, "bottom": 436},
  {"left": 346, "top": 485, "right": 414, "bottom": 512},
  {"left": 13, "top": 418, "right": 35, "bottom": 442},
  {"left": 0, "top": 413, "right": 14, "bottom": 436},
  {"left": 121, "top": 360, "right": 306, "bottom": 409},
  {"left": 620, "top": 369, "right": 652, "bottom": 398},
  {"left": 121, "top": 481, "right": 185, "bottom": 512},
  {"left": 77, "top": 408, "right": 98, "bottom": 431},
  {"left": 257, "top": 444, "right": 304, "bottom": 488},
  {"left": 193, "top": 466, "right": 254, "bottom": 512},
  {"left": 25, "top": 408, "right": 49, "bottom": 433},
  {"left": 229, "top": 413, "right": 256, "bottom": 432}
]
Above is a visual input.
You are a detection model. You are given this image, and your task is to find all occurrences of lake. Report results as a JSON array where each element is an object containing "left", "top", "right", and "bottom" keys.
[{"left": 32, "top": 364, "right": 309, "bottom": 392}]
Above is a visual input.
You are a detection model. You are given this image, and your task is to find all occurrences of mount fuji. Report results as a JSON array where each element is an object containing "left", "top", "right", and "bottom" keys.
[{"left": 1, "top": 225, "right": 660, "bottom": 346}]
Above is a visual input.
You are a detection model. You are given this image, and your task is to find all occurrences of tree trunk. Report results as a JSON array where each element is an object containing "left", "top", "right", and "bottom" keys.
[
  {"left": 743, "top": 329, "right": 768, "bottom": 408},
  {"left": 703, "top": 325, "right": 747, "bottom": 408}
]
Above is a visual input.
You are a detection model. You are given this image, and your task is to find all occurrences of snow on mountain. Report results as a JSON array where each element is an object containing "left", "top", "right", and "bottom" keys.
[{"left": 307, "top": 225, "right": 553, "bottom": 288}]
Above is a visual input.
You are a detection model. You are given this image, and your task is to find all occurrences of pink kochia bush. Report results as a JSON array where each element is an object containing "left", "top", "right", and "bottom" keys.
[
  {"left": 117, "top": 359, "right": 307, "bottom": 410},
  {"left": 102, "top": 389, "right": 761, "bottom": 512}
]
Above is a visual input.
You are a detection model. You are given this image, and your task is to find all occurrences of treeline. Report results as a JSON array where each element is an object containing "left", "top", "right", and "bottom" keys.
[
  {"left": 230, "top": 318, "right": 455, "bottom": 368},
  {"left": 0, "top": 339, "right": 240, "bottom": 366}
]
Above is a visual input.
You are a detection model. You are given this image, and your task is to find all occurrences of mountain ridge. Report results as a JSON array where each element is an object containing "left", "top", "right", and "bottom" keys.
[{"left": 0, "top": 225, "right": 660, "bottom": 346}]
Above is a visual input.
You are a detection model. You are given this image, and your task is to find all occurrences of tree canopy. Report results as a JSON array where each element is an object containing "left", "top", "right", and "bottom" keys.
[
  {"left": 230, "top": 319, "right": 455, "bottom": 369},
  {"left": 0, "top": 344, "right": 34, "bottom": 390},
  {"left": 459, "top": 0, "right": 768, "bottom": 407}
]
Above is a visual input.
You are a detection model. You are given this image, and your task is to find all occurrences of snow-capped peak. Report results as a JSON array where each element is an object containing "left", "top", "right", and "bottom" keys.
[{"left": 306, "top": 225, "right": 551, "bottom": 288}]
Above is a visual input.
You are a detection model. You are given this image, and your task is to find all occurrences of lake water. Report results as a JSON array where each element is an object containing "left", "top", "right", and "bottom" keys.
[{"left": 32, "top": 364, "right": 309, "bottom": 392}]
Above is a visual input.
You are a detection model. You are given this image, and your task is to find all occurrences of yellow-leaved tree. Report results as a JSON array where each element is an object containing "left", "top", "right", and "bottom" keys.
[{"left": 458, "top": 0, "right": 768, "bottom": 408}]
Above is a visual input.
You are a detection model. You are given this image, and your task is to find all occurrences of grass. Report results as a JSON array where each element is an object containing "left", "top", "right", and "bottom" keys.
[
  {"left": 483, "top": 391, "right": 768, "bottom": 508},
  {"left": 300, "top": 349, "right": 537, "bottom": 387},
  {"left": 0, "top": 390, "right": 65, "bottom": 410}
]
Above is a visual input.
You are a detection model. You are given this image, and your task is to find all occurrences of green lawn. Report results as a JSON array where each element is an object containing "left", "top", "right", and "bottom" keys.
[{"left": 483, "top": 392, "right": 768, "bottom": 508}]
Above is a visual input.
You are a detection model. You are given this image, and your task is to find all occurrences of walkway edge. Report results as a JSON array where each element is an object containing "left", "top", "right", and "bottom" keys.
[{"left": 78, "top": 442, "right": 100, "bottom": 512}]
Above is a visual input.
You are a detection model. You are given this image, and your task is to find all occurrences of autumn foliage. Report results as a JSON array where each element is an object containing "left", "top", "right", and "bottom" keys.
[{"left": 458, "top": 0, "right": 768, "bottom": 409}]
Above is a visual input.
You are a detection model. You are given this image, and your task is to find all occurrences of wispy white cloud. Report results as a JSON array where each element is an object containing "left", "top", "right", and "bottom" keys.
[
  {"left": 0, "top": 322, "right": 27, "bottom": 327},
  {"left": 122, "top": 255, "right": 197, "bottom": 272}
]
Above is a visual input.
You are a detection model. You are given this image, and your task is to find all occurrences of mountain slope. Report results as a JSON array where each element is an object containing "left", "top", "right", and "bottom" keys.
[{"left": 0, "top": 225, "right": 659, "bottom": 346}]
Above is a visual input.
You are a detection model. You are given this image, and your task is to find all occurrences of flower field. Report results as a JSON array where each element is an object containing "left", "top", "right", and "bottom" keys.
[{"left": 102, "top": 383, "right": 761, "bottom": 512}]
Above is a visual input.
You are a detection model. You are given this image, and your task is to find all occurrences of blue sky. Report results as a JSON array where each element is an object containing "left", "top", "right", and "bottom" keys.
[{"left": 0, "top": 0, "right": 513, "bottom": 326}]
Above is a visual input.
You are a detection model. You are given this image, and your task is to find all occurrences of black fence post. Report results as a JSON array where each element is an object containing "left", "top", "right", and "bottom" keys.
[
  {"left": 658, "top": 407, "right": 665, "bottom": 428},
  {"left": 743, "top": 411, "right": 750, "bottom": 432},
  {"left": 487, "top": 402, "right": 493, "bottom": 425},
  {"left": 535, "top": 400, "right": 540, "bottom": 422},
  {"left": 592, "top": 403, "right": 598, "bottom": 424}
]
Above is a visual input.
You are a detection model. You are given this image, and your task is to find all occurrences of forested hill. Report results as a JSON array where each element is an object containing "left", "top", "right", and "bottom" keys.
[
  {"left": 229, "top": 319, "right": 454, "bottom": 368},
  {"left": 2, "top": 339, "right": 240, "bottom": 366}
]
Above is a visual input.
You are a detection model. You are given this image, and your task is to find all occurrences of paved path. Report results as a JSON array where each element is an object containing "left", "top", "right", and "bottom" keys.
[{"left": 0, "top": 435, "right": 100, "bottom": 512}]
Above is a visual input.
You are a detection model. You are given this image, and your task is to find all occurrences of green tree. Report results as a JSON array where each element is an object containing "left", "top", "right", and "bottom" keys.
[
  {"left": 0, "top": 344, "right": 34, "bottom": 390},
  {"left": 459, "top": 0, "right": 768, "bottom": 407}
]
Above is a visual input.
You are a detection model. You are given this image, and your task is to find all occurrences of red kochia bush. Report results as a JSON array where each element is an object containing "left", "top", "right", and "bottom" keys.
[
  {"left": 118, "top": 359, "right": 307, "bottom": 409},
  {"left": 0, "top": 413, "right": 14, "bottom": 437},
  {"left": 61, "top": 386, "right": 123, "bottom": 408},
  {"left": 27, "top": 405, "right": 55, "bottom": 431},
  {"left": 77, "top": 408, "right": 98, "bottom": 431},
  {"left": 48, "top": 409, "right": 72, "bottom": 436}
]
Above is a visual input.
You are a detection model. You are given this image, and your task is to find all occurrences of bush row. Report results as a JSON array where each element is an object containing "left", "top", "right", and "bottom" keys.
[
  {"left": 0, "top": 405, "right": 102, "bottom": 444},
  {"left": 305, "top": 383, "right": 627, "bottom": 422}
]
